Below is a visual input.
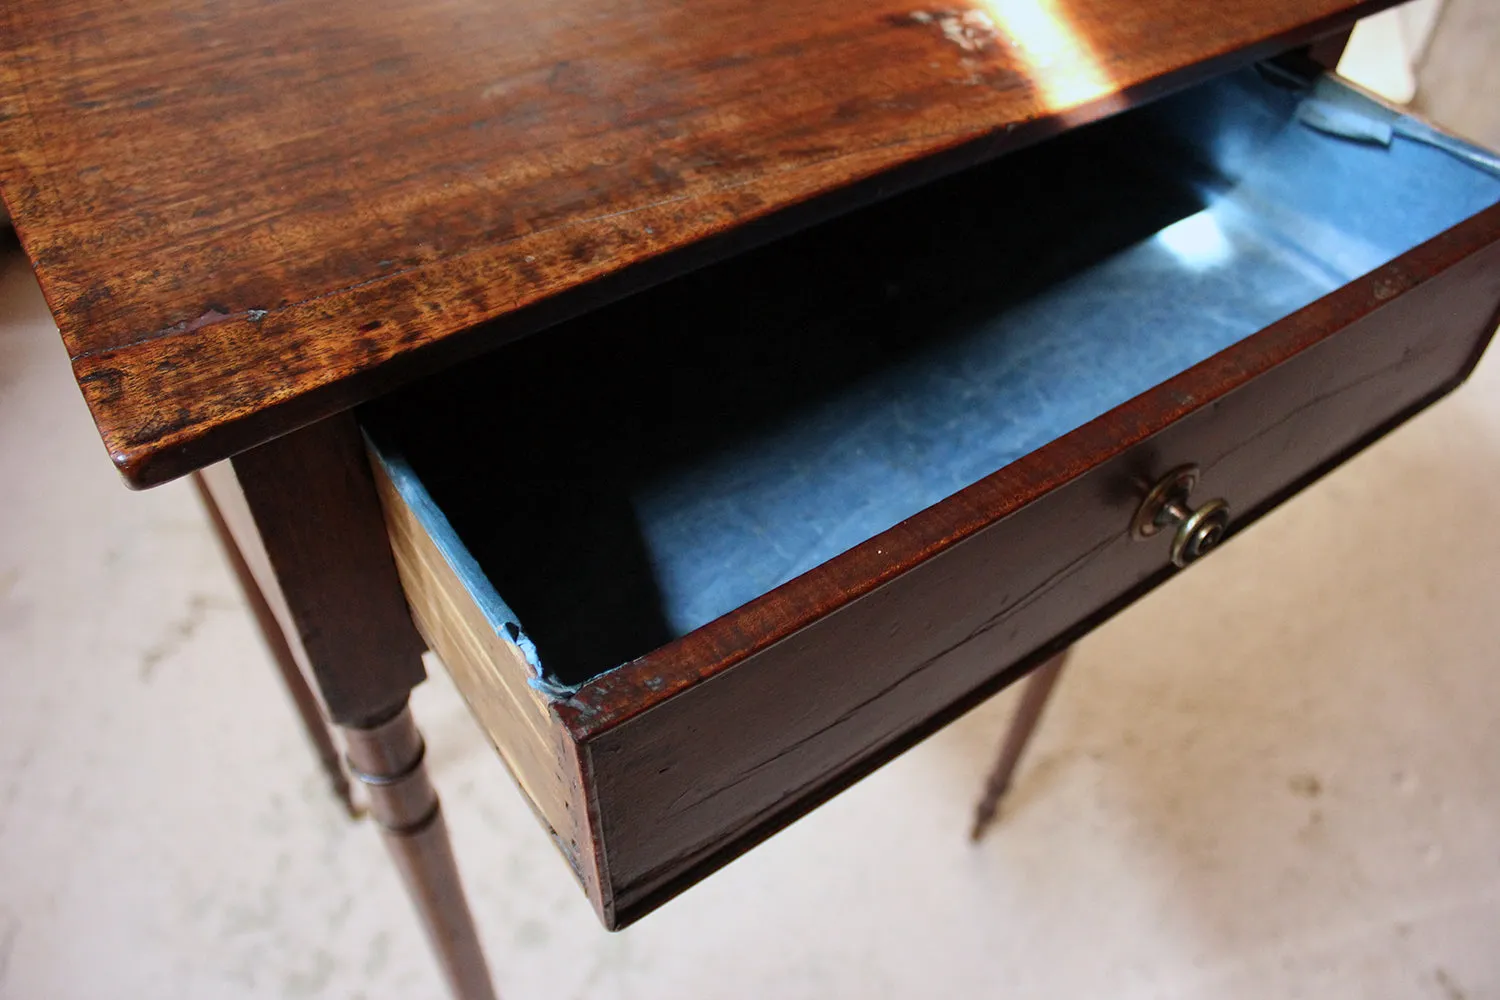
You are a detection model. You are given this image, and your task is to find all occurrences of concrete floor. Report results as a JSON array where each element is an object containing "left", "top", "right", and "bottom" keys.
[{"left": 4, "top": 46, "right": 1500, "bottom": 1000}]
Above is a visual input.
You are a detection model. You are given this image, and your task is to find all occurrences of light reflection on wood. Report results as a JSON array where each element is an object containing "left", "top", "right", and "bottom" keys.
[{"left": 977, "top": 0, "right": 1124, "bottom": 118}]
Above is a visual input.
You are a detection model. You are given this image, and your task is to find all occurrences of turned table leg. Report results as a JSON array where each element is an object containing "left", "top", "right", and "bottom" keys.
[
  {"left": 345, "top": 704, "right": 497, "bottom": 1000},
  {"left": 198, "top": 413, "right": 499, "bottom": 999},
  {"left": 971, "top": 649, "right": 1070, "bottom": 841}
]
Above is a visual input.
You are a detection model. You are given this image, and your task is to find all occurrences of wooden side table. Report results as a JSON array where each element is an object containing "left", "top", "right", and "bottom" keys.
[{"left": 4, "top": 2, "right": 1498, "bottom": 996}]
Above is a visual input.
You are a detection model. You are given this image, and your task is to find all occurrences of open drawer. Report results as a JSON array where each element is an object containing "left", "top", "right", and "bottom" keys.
[{"left": 361, "top": 67, "right": 1500, "bottom": 929}]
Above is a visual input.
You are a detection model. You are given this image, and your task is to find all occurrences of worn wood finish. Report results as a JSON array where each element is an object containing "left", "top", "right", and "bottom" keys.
[
  {"left": 370, "top": 453, "right": 607, "bottom": 917},
  {"left": 225, "top": 414, "right": 426, "bottom": 725},
  {"left": 0, "top": 0, "right": 1391, "bottom": 486}
]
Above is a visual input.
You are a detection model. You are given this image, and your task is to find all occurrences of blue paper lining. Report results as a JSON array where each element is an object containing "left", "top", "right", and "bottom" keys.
[{"left": 365, "top": 69, "right": 1500, "bottom": 688}]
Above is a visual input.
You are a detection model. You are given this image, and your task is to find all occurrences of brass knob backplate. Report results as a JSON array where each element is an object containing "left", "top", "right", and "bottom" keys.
[{"left": 1131, "top": 464, "right": 1231, "bottom": 568}]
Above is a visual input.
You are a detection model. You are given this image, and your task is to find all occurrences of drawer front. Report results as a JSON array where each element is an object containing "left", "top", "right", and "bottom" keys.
[{"left": 573, "top": 210, "right": 1500, "bottom": 926}]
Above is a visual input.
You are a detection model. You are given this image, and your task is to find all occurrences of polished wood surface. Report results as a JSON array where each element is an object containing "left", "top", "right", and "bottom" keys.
[{"left": 0, "top": 0, "right": 1389, "bottom": 485}]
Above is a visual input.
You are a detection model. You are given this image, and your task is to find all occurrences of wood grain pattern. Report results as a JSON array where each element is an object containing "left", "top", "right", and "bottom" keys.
[{"left": 0, "top": 0, "right": 1389, "bottom": 485}]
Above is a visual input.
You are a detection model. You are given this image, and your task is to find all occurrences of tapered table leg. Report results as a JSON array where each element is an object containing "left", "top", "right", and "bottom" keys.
[
  {"left": 193, "top": 473, "right": 358, "bottom": 816},
  {"left": 971, "top": 649, "right": 1070, "bottom": 841},
  {"left": 345, "top": 704, "right": 498, "bottom": 1000}
]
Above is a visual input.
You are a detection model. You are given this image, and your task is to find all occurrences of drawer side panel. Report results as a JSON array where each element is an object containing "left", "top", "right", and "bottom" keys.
[{"left": 370, "top": 457, "right": 605, "bottom": 912}]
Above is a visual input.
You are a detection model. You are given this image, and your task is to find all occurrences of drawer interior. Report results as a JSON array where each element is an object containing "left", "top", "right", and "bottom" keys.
[{"left": 365, "top": 68, "right": 1499, "bottom": 689}]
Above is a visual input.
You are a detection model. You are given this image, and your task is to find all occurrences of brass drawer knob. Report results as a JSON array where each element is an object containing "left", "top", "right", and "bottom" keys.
[{"left": 1131, "top": 465, "right": 1231, "bottom": 567}]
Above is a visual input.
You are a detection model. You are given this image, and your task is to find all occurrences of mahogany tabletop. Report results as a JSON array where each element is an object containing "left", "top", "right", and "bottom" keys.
[{"left": 0, "top": 0, "right": 1389, "bottom": 486}]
